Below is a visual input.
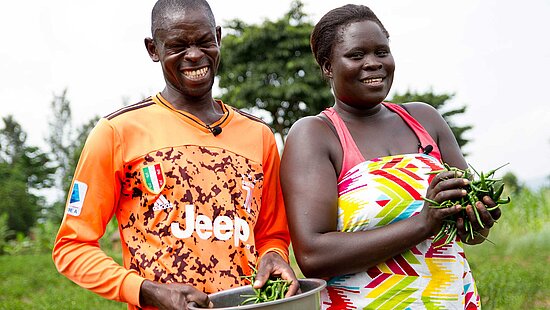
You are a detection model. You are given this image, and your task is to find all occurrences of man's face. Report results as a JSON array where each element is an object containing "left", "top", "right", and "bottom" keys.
[{"left": 147, "top": 9, "right": 221, "bottom": 99}]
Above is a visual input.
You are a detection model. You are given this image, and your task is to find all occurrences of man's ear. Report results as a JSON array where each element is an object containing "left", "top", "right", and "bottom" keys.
[
  {"left": 215, "top": 26, "right": 222, "bottom": 47},
  {"left": 144, "top": 37, "right": 159, "bottom": 62},
  {"left": 322, "top": 60, "right": 332, "bottom": 78}
]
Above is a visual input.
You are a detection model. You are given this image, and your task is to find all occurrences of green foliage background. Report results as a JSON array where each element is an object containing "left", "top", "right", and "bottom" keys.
[
  {"left": 218, "top": 0, "right": 333, "bottom": 138},
  {"left": 390, "top": 90, "right": 473, "bottom": 151},
  {"left": 0, "top": 187, "right": 548, "bottom": 309},
  {"left": 0, "top": 1, "right": 546, "bottom": 309}
]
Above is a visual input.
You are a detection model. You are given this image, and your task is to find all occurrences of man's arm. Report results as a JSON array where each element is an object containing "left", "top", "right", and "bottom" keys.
[
  {"left": 52, "top": 119, "right": 144, "bottom": 306},
  {"left": 252, "top": 127, "right": 299, "bottom": 296}
]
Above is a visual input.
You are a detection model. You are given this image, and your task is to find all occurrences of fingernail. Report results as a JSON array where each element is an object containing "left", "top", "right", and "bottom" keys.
[{"left": 253, "top": 280, "right": 261, "bottom": 287}]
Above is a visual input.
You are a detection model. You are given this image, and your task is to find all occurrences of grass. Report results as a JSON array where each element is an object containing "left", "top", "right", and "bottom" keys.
[
  {"left": 0, "top": 254, "right": 125, "bottom": 310},
  {"left": 464, "top": 189, "right": 550, "bottom": 309},
  {"left": 0, "top": 188, "right": 548, "bottom": 309}
]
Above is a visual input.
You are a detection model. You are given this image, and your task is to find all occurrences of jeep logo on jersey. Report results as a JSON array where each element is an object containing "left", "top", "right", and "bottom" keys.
[
  {"left": 142, "top": 163, "right": 165, "bottom": 194},
  {"left": 171, "top": 205, "right": 250, "bottom": 246}
]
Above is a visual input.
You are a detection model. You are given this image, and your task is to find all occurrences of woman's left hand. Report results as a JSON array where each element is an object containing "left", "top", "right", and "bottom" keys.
[{"left": 456, "top": 195, "right": 502, "bottom": 244}]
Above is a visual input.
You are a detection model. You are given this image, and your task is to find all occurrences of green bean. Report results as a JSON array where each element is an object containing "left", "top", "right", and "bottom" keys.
[
  {"left": 496, "top": 197, "right": 511, "bottom": 205},
  {"left": 467, "top": 219, "right": 474, "bottom": 241},
  {"left": 240, "top": 264, "right": 291, "bottom": 305},
  {"left": 424, "top": 164, "right": 511, "bottom": 248},
  {"left": 471, "top": 199, "right": 485, "bottom": 229},
  {"left": 493, "top": 183, "right": 505, "bottom": 201}
]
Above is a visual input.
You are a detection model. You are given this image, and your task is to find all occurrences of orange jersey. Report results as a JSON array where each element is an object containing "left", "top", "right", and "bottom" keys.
[{"left": 52, "top": 93, "right": 290, "bottom": 309}]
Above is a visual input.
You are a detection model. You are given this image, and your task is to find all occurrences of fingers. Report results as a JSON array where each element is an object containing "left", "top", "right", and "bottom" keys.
[
  {"left": 141, "top": 282, "right": 210, "bottom": 310},
  {"left": 427, "top": 171, "right": 469, "bottom": 205},
  {"left": 483, "top": 195, "right": 502, "bottom": 221},
  {"left": 455, "top": 216, "right": 468, "bottom": 242},
  {"left": 458, "top": 197, "right": 500, "bottom": 244},
  {"left": 285, "top": 279, "right": 300, "bottom": 297},
  {"left": 252, "top": 265, "right": 270, "bottom": 289},
  {"left": 255, "top": 252, "right": 300, "bottom": 297},
  {"left": 430, "top": 170, "right": 465, "bottom": 187},
  {"left": 279, "top": 267, "right": 300, "bottom": 297},
  {"left": 187, "top": 291, "right": 211, "bottom": 309},
  {"left": 464, "top": 201, "right": 498, "bottom": 231}
]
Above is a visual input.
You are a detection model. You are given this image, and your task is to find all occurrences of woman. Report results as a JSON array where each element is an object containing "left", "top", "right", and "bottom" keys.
[{"left": 280, "top": 4, "right": 501, "bottom": 309}]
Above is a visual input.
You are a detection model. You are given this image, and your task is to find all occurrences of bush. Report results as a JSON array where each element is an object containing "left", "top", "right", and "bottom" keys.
[{"left": 0, "top": 213, "right": 13, "bottom": 255}]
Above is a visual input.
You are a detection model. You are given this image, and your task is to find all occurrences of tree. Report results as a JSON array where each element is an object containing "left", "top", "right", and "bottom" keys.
[
  {"left": 218, "top": 0, "right": 333, "bottom": 140},
  {"left": 389, "top": 90, "right": 473, "bottom": 152},
  {"left": 46, "top": 89, "right": 99, "bottom": 222},
  {"left": 0, "top": 116, "right": 53, "bottom": 236},
  {"left": 502, "top": 171, "right": 523, "bottom": 195}
]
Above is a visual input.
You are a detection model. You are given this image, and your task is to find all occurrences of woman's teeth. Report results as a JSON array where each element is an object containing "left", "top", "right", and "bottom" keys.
[{"left": 362, "top": 78, "right": 383, "bottom": 84}]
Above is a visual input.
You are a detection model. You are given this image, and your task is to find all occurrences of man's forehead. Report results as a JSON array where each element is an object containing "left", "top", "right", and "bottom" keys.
[
  {"left": 153, "top": 10, "right": 215, "bottom": 34},
  {"left": 163, "top": 9, "right": 214, "bottom": 26}
]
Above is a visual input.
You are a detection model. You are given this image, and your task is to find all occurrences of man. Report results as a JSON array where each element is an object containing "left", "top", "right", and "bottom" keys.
[{"left": 52, "top": 0, "right": 298, "bottom": 309}]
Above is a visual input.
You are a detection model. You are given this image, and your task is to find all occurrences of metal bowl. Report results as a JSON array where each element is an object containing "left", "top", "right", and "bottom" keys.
[{"left": 188, "top": 278, "right": 326, "bottom": 310}]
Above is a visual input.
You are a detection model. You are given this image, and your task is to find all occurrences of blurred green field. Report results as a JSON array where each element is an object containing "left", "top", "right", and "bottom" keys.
[
  {"left": 0, "top": 189, "right": 548, "bottom": 310},
  {"left": 465, "top": 189, "right": 550, "bottom": 309},
  {"left": 0, "top": 253, "right": 125, "bottom": 310}
]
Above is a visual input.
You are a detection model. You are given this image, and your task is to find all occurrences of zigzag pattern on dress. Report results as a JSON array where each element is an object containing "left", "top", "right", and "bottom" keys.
[{"left": 321, "top": 154, "right": 480, "bottom": 310}]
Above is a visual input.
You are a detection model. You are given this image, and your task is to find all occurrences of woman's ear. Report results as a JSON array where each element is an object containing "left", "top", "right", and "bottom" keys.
[
  {"left": 322, "top": 60, "right": 332, "bottom": 78},
  {"left": 144, "top": 37, "right": 160, "bottom": 62}
]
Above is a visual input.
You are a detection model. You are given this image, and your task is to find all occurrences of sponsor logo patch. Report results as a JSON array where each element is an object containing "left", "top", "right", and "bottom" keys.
[
  {"left": 142, "top": 163, "right": 165, "bottom": 194},
  {"left": 67, "top": 181, "right": 88, "bottom": 216},
  {"left": 171, "top": 204, "right": 251, "bottom": 247},
  {"left": 153, "top": 195, "right": 173, "bottom": 211}
]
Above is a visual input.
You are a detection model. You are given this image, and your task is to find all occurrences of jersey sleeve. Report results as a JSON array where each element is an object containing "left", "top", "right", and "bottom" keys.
[
  {"left": 52, "top": 118, "right": 145, "bottom": 307},
  {"left": 254, "top": 128, "right": 291, "bottom": 262}
]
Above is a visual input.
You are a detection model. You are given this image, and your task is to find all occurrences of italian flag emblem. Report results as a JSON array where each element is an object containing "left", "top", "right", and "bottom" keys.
[{"left": 142, "top": 163, "right": 165, "bottom": 194}]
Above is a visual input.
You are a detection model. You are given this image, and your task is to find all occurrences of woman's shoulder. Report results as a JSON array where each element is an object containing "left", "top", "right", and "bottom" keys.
[
  {"left": 399, "top": 101, "right": 439, "bottom": 115},
  {"left": 399, "top": 102, "right": 445, "bottom": 126},
  {"left": 288, "top": 115, "right": 333, "bottom": 136},
  {"left": 285, "top": 115, "right": 340, "bottom": 149},
  {"left": 392, "top": 101, "right": 448, "bottom": 140}
]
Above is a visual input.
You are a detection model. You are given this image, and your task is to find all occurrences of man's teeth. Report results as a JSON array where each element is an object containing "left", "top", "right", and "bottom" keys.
[
  {"left": 184, "top": 67, "right": 209, "bottom": 79},
  {"left": 363, "top": 78, "right": 383, "bottom": 84}
]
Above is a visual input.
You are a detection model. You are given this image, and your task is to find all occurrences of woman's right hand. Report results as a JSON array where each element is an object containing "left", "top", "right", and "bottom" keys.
[
  {"left": 139, "top": 280, "right": 212, "bottom": 310},
  {"left": 420, "top": 170, "right": 469, "bottom": 236}
]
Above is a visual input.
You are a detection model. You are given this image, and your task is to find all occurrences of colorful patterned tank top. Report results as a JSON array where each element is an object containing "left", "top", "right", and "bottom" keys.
[{"left": 320, "top": 104, "right": 480, "bottom": 310}]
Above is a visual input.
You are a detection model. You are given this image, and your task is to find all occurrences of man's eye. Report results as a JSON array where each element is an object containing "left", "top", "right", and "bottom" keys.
[
  {"left": 167, "top": 46, "right": 187, "bottom": 53},
  {"left": 200, "top": 41, "right": 217, "bottom": 48}
]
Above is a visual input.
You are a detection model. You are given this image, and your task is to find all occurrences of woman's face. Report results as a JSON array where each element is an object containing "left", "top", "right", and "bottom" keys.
[{"left": 324, "top": 20, "right": 395, "bottom": 109}]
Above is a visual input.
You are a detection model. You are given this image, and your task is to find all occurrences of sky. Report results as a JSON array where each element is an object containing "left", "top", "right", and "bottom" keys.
[{"left": 1, "top": 0, "right": 549, "bottom": 188}]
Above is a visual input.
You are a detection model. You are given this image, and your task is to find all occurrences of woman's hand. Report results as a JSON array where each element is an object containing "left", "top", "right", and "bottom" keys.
[
  {"left": 456, "top": 195, "right": 502, "bottom": 244},
  {"left": 421, "top": 170, "right": 470, "bottom": 236},
  {"left": 254, "top": 252, "right": 300, "bottom": 297}
]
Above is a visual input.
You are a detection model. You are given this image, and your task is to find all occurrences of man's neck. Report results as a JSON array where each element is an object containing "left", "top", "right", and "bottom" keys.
[{"left": 160, "top": 88, "right": 223, "bottom": 125}]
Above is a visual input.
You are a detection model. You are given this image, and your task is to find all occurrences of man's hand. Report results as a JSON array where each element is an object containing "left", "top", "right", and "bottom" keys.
[
  {"left": 253, "top": 251, "right": 300, "bottom": 297},
  {"left": 139, "top": 280, "right": 212, "bottom": 310}
]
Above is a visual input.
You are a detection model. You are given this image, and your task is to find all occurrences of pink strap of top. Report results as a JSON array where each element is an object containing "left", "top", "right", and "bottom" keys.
[{"left": 321, "top": 103, "right": 441, "bottom": 182}]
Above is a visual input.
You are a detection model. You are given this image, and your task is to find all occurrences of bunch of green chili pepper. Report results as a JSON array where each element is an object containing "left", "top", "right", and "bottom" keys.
[
  {"left": 240, "top": 265, "right": 291, "bottom": 305},
  {"left": 423, "top": 163, "right": 511, "bottom": 247}
]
